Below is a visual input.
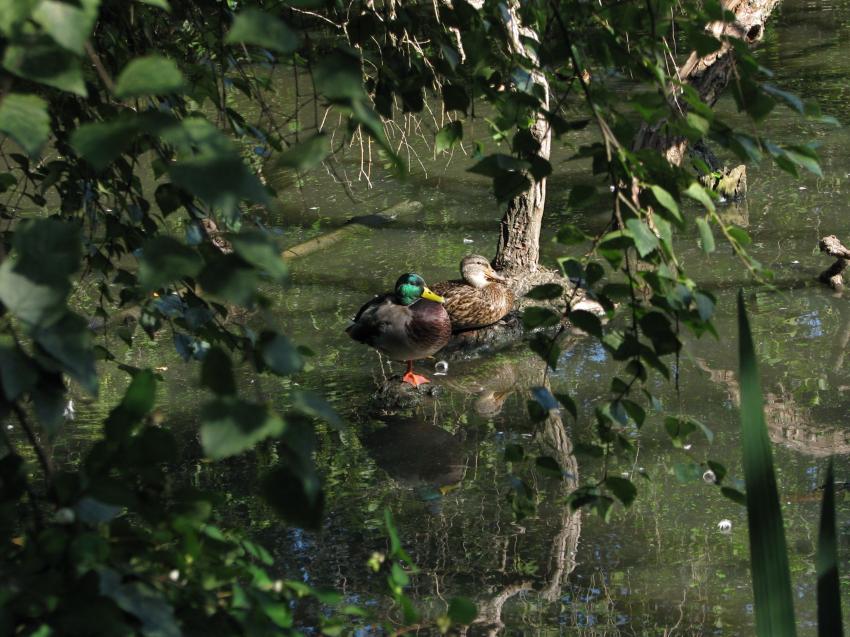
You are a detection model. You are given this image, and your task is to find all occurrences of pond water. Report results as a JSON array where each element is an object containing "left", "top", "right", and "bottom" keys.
[{"left": 65, "top": 0, "right": 850, "bottom": 633}]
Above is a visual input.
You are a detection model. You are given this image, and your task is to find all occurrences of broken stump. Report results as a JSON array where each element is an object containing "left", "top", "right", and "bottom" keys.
[{"left": 818, "top": 235, "right": 850, "bottom": 289}]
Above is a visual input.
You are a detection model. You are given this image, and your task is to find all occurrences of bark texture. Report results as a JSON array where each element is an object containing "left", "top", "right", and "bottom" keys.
[
  {"left": 819, "top": 235, "right": 850, "bottom": 289},
  {"left": 633, "top": 0, "right": 781, "bottom": 165},
  {"left": 492, "top": 1, "right": 551, "bottom": 277}
]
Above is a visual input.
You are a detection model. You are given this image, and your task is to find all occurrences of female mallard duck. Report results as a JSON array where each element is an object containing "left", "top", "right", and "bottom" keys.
[
  {"left": 346, "top": 273, "right": 451, "bottom": 386},
  {"left": 432, "top": 255, "right": 514, "bottom": 332}
]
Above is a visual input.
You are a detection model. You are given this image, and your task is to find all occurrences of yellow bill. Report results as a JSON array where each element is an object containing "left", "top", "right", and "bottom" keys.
[{"left": 421, "top": 287, "right": 445, "bottom": 303}]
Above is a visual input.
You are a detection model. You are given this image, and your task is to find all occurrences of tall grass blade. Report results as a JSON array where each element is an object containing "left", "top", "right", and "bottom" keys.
[
  {"left": 737, "top": 291, "right": 797, "bottom": 637},
  {"left": 817, "top": 459, "right": 844, "bottom": 637}
]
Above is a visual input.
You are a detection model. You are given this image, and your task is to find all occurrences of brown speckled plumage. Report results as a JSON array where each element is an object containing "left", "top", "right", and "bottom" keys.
[{"left": 432, "top": 255, "right": 515, "bottom": 332}]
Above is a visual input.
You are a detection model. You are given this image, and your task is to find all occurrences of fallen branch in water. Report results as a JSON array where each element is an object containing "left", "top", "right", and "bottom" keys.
[{"left": 281, "top": 200, "right": 422, "bottom": 260}]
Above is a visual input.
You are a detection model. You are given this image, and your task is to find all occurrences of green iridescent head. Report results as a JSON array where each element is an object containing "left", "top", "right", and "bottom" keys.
[{"left": 394, "top": 273, "right": 445, "bottom": 306}]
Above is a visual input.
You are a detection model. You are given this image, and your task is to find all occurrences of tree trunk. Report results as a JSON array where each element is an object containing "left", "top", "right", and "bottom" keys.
[
  {"left": 633, "top": 0, "right": 780, "bottom": 164},
  {"left": 492, "top": 1, "right": 551, "bottom": 278}
]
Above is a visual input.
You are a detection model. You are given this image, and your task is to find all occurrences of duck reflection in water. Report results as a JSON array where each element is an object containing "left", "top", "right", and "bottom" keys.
[{"left": 362, "top": 415, "right": 465, "bottom": 506}]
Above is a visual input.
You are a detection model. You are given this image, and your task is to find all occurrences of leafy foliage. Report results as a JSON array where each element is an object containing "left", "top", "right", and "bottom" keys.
[{"left": 0, "top": 0, "right": 836, "bottom": 633}]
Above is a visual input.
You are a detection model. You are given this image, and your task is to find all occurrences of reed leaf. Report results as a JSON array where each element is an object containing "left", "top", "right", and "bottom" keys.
[
  {"left": 817, "top": 459, "right": 844, "bottom": 637},
  {"left": 737, "top": 291, "right": 797, "bottom": 637}
]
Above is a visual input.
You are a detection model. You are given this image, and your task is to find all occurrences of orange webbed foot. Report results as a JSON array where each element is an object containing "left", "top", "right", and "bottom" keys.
[{"left": 402, "top": 371, "right": 431, "bottom": 387}]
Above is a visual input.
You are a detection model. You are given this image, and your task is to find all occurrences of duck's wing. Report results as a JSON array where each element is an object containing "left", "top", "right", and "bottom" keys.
[
  {"left": 440, "top": 283, "right": 515, "bottom": 331},
  {"left": 430, "top": 278, "right": 465, "bottom": 297},
  {"left": 347, "top": 293, "right": 396, "bottom": 345},
  {"left": 352, "top": 292, "right": 393, "bottom": 322}
]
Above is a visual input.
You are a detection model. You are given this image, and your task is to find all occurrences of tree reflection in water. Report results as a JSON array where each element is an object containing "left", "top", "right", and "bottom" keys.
[{"left": 361, "top": 352, "right": 582, "bottom": 634}]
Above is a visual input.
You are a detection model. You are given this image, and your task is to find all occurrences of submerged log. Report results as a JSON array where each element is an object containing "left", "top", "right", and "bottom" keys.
[
  {"left": 281, "top": 200, "right": 422, "bottom": 260},
  {"left": 818, "top": 235, "right": 850, "bottom": 289}
]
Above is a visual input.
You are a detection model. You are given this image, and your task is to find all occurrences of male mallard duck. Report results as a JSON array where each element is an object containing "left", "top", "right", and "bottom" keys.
[
  {"left": 432, "top": 255, "right": 515, "bottom": 332},
  {"left": 347, "top": 273, "right": 451, "bottom": 386}
]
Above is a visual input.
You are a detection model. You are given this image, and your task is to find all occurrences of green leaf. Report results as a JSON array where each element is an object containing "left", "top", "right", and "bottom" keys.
[
  {"left": 259, "top": 331, "right": 303, "bottom": 375},
  {"left": 504, "top": 443, "right": 524, "bottom": 462},
  {"left": 605, "top": 476, "right": 637, "bottom": 507},
  {"left": 556, "top": 224, "right": 589, "bottom": 245},
  {"left": 435, "top": 121, "right": 463, "bottom": 153},
  {"left": 568, "top": 309, "right": 602, "bottom": 337},
  {"left": 0, "top": 93, "right": 50, "bottom": 157},
  {"left": 2, "top": 39, "right": 87, "bottom": 96},
  {"left": 816, "top": 460, "right": 844, "bottom": 637},
  {"left": 70, "top": 116, "right": 140, "bottom": 171},
  {"left": 13, "top": 218, "right": 82, "bottom": 286},
  {"left": 32, "top": 0, "right": 100, "bottom": 54},
  {"left": 200, "top": 398, "right": 286, "bottom": 460},
  {"left": 664, "top": 416, "right": 713, "bottom": 447},
  {"left": 116, "top": 369, "right": 157, "bottom": 422},
  {"left": 114, "top": 55, "right": 184, "bottom": 98},
  {"left": 201, "top": 347, "right": 236, "bottom": 396},
  {"left": 695, "top": 217, "right": 715, "bottom": 254},
  {"left": 100, "top": 576, "right": 180, "bottom": 637},
  {"left": 622, "top": 398, "right": 646, "bottom": 427},
  {"left": 761, "top": 84, "right": 804, "bottom": 114},
  {"left": 102, "top": 373, "right": 162, "bottom": 442},
  {"left": 525, "top": 283, "right": 563, "bottom": 300},
  {"left": 530, "top": 386, "right": 559, "bottom": 411},
  {"left": 722, "top": 486, "right": 746, "bottom": 505},
  {"left": 649, "top": 185, "right": 682, "bottom": 223},
  {"left": 32, "top": 376, "right": 66, "bottom": 437},
  {"left": 154, "top": 183, "right": 186, "bottom": 215},
  {"left": 522, "top": 306, "right": 560, "bottom": 330},
  {"left": 707, "top": 460, "right": 727, "bottom": 484},
  {"left": 784, "top": 147, "right": 822, "bottom": 177},
  {"left": 0, "top": 173, "right": 17, "bottom": 193},
  {"left": 683, "top": 181, "right": 715, "bottom": 213},
  {"left": 33, "top": 312, "right": 98, "bottom": 395},
  {"left": 554, "top": 392, "right": 577, "bottom": 419},
  {"left": 0, "top": 334, "right": 39, "bottom": 400},
  {"left": 292, "top": 390, "right": 343, "bottom": 430},
  {"left": 447, "top": 597, "right": 477, "bottom": 625},
  {"left": 535, "top": 455, "right": 563, "bottom": 478},
  {"left": 231, "top": 230, "right": 287, "bottom": 281},
  {"left": 138, "top": 236, "right": 203, "bottom": 290},
  {"left": 468, "top": 153, "right": 530, "bottom": 177},
  {"left": 727, "top": 225, "right": 752, "bottom": 248},
  {"left": 442, "top": 84, "right": 469, "bottom": 113},
  {"left": 226, "top": 8, "right": 299, "bottom": 54},
  {"left": 529, "top": 333, "right": 560, "bottom": 370},
  {"left": 314, "top": 49, "right": 364, "bottom": 102},
  {"left": 737, "top": 291, "right": 797, "bottom": 637},
  {"left": 276, "top": 134, "right": 331, "bottom": 172},
  {"left": 197, "top": 255, "right": 258, "bottom": 305},
  {"left": 163, "top": 119, "right": 268, "bottom": 214},
  {"left": 0, "top": 260, "right": 68, "bottom": 326},
  {"left": 0, "top": 0, "right": 39, "bottom": 35},
  {"left": 262, "top": 465, "right": 324, "bottom": 529},
  {"left": 625, "top": 219, "right": 659, "bottom": 257}
]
